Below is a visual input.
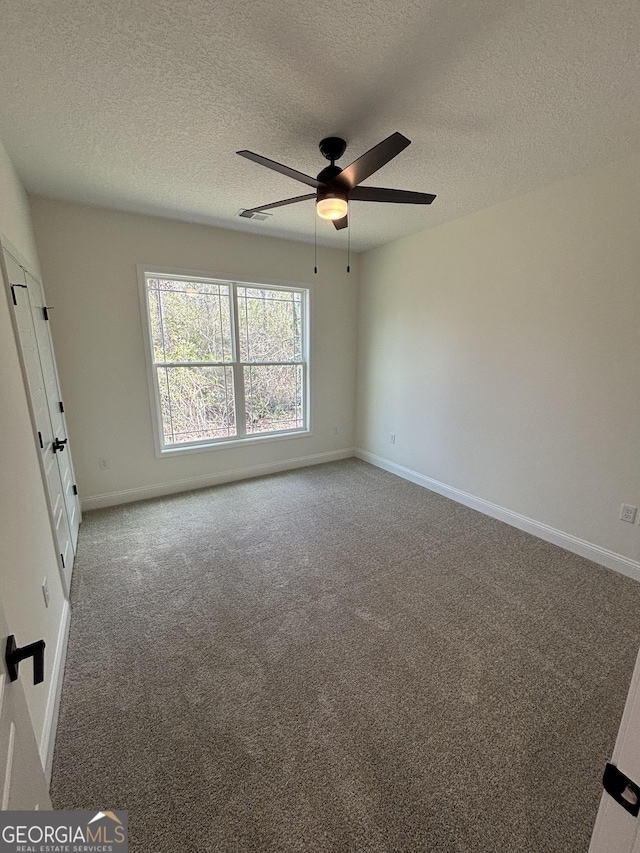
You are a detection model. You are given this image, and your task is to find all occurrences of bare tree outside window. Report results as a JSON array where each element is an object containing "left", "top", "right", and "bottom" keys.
[{"left": 144, "top": 274, "right": 308, "bottom": 450}]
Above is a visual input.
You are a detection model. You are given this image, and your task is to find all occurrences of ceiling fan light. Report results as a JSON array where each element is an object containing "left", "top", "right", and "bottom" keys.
[{"left": 316, "top": 195, "right": 348, "bottom": 220}]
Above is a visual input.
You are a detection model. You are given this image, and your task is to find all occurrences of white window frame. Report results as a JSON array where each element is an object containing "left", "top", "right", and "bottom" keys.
[{"left": 137, "top": 265, "right": 312, "bottom": 456}]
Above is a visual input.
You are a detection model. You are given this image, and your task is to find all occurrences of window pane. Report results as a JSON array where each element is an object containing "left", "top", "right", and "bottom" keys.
[
  {"left": 237, "top": 287, "right": 302, "bottom": 363},
  {"left": 147, "top": 278, "right": 232, "bottom": 363},
  {"left": 244, "top": 364, "right": 304, "bottom": 434},
  {"left": 157, "top": 365, "right": 236, "bottom": 445}
]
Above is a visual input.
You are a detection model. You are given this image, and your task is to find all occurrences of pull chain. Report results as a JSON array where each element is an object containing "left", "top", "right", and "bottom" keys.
[
  {"left": 314, "top": 213, "right": 318, "bottom": 274},
  {"left": 347, "top": 213, "right": 351, "bottom": 273}
]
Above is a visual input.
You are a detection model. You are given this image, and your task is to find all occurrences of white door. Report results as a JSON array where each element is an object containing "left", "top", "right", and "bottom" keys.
[
  {"left": 4, "top": 251, "right": 76, "bottom": 593},
  {"left": 589, "top": 648, "right": 640, "bottom": 852},
  {"left": 0, "top": 598, "right": 51, "bottom": 810},
  {"left": 26, "top": 270, "right": 81, "bottom": 552}
]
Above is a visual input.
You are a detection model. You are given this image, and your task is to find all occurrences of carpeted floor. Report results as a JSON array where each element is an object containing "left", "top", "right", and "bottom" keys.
[{"left": 51, "top": 459, "right": 640, "bottom": 852}]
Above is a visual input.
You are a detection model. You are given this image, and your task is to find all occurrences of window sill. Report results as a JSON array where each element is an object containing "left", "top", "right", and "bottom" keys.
[{"left": 156, "top": 427, "right": 312, "bottom": 458}]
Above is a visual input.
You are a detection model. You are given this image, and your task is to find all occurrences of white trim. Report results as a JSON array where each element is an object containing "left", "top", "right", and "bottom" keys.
[
  {"left": 355, "top": 449, "right": 640, "bottom": 582},
  {"left": 0, "top": 232, "right": 37, "bottom": 279},
  {"left": 40, "top": 598, "right": 71, "bottom": 782},
  {"left": 2, "top": 723, "right": 15, "bottom": 810},
  {"left": 136, "top": 263, "right": 317, "bottom": 292},
  {"left": 82, "top": 448, "right": 355, "bottom": 510},
  {"left": 155, "top": 426, "right": 314, "bottom": 458},
  {"left": 136, "top": 265, "right": 311, "bottom": 457},
  {"left": 137, "top": 265, "right": 165, "bottom": 456}
]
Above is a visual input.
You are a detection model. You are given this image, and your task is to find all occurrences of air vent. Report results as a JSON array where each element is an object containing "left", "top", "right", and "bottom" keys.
[{"left": 237, "top": 210, "right": 272, "bottom": 221}]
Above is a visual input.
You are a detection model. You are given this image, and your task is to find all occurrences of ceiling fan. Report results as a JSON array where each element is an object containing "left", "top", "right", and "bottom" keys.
[{"left": 237, "top": 132, "right": 436, "bottom": 230}]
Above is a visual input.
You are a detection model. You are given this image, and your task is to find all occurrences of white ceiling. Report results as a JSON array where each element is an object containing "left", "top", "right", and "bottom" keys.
[{"left": 1, "top": 0, "right": 639, "bottom": 252}]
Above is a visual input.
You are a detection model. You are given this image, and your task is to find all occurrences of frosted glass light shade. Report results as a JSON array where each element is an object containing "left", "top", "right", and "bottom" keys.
[{"left": 316, "top": 196, "right": 348, "bottom": 220}]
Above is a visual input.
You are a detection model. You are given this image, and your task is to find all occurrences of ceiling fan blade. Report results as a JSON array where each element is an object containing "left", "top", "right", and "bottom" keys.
[
  {"left": 349, "top": 186, "right": 436, "bottom": 205},
  {"left": 242, "top": 193, "right": 316, "bottom": 214},
  {"left": 333, "top": 214, "right": 348, "bottom": 230},
  {"left": 338, "top": 133, "right": 411, "bottom": 189},
  {"left": 237, "top": 150, "right": 323, "bottom": 189}
]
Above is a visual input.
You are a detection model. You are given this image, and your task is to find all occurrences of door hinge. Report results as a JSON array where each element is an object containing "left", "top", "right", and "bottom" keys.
[
  {"left": 59, "top": 400, "right": 65, "bottom": 413},
  {"left": 10, "top": 283, "right": 27, "bottom": 305},
  {"left": 43, "top": 306, "right": 53, "bottom": 321},
  {"left": 603, "top": 762, "right": 640, "bottom": 817},
  {"left": 60, "top": 553, "right": 65, "bottom": 569},
  {"left": 38, "top": 431, "right": 44, "bottom": 449},
  {"left": 72, "top": 484, "right": 78, "bottom": 495}
]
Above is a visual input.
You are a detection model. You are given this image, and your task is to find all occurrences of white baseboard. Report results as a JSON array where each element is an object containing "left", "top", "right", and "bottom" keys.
[
  {"left": 82, "top": 448, "right": 355, "bottom": 510},
  {"left": 355, "top": 448, "right": 640, "bottom": 582},
  {"left": 41, "top": 598, "right": 71, "bottom": 783}
]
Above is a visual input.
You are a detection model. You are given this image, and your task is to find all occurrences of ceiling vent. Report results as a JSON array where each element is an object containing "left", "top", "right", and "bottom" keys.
[{"left": 237, "top": 209, "right": 272, "bottom": 221}]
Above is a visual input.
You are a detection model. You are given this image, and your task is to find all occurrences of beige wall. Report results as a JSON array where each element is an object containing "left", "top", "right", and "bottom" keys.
[
  {"left": 0, "top": 139, "right": 67, "bottom": 754},
  {"left": 29, "top": 199, "right": 358, "bottom": 506},
  {"left": 25, "top": 152, "right": 640, "bottom": 571},
  {"left": 357, "top": 152, "right": 640, "bottom": 565}
]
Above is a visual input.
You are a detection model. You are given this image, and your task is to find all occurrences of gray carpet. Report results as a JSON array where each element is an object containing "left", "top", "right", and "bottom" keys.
[{"left": 51, "top": 459, "right": 640, "bottom": 852}]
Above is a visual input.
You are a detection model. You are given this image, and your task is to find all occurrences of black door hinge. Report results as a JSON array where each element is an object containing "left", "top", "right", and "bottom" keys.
[
  {"left": 72, "top": 484, "right": 78, "bottom": 495},
  {"left": 10, "top": 284, "right": 27, "bottom": 305},
  {"left": 38, "top": 431, "right": 44, "bottom": 449},
  {"left": 43, "top": 306, "right": 53, "bottom": 321},
  {"left": 603, "top": 762, "right": 640, "bottom": 817},
  {"left": 60, "top": 553, "right": 65, "bottom": 569},
  {"left": 59, "top": 400, "right": 65, "bottom": 413}
]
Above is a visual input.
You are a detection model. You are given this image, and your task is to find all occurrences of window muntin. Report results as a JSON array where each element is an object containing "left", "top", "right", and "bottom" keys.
[
  {"left": 157, "top": 365, "right": 236, "bottom": 444},
  {"left": 237, "top": 287, "right": 303, "bottom": 362},
  {"left": 148, "top": 277, "right": 233, "bottom": 363},
  {"left": 244, "top": 363, "right": 304, "bottom": 434},
  {"left": 143, "top": 273, "right": 309, "bottom": 451}
]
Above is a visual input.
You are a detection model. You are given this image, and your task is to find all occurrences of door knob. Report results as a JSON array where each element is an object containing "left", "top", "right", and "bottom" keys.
[
  {"left": 52, "top": 437, "right": 68, "bottom": 453},
  {"left": 5, "top": 635, "right": 46, "bottom": 685}
]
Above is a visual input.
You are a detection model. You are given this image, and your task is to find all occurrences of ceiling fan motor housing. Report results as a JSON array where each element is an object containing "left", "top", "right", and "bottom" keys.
[
  {"left": 316, "top": 163, "right": 348, "bottom": 213},
  {"left": 317, "top": 163, "right": 345, "bottom": 184},
  {"left": 316, "top": 183, "right": 348, "bottom": 205},
  {"left": 316, "top": 164, "right": 348, "bottom": 220}
]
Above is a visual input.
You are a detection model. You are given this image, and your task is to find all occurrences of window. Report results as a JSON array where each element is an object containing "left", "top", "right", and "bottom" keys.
[{"left": 140, "top": 270, "right": 309, "bottom": 452}]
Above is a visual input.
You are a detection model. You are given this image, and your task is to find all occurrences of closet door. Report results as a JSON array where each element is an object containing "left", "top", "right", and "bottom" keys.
[
  {"left": 26, "top": 271, "right": 81, "bottom": 551},
  {"left": 4, "top": 248, "right": 79, "bottom": 595}
]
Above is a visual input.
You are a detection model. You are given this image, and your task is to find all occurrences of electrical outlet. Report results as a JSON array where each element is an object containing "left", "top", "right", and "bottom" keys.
[
  {"left": 620, "top": 504, "right": 638, "bottom": 524},
  {"left": 99, "top": 458, "right": 110, "bottom": 470},
  {"left": 42, "top": 577, "right": 50, "bottom": 608},
  {"left": 390, "top": 433, "right": 396, "bottom": 444}
]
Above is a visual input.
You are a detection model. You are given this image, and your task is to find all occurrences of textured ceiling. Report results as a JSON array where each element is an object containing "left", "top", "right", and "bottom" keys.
[{"left": 1, "top": 0, "right": 640, "bottom": 252}]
